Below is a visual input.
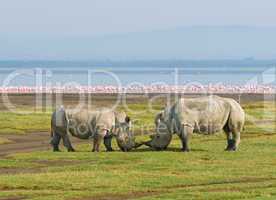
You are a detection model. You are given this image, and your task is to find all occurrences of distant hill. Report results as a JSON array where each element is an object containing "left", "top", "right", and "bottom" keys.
[
  {"left": 1, "top": 26, "right": 276, "bottom": 60},
  {"left": 0, "top": 60, "right": 276, "bottom": 69}
]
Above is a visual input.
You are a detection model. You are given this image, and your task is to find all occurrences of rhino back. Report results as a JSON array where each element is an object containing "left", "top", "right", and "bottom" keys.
[
  {"left": 59, "top": 109, "right": 92, "bottom": 139},
  {"left": 66, "top": 108, "right": 116, "bottom": 129},
  {"left": 94, "top": 110, "right": 116, "bottom": 130},
  {"left": 173, "top": 96, "right": 233, "bottom": 134},
  {"left": 66, "top": 109, "right": 92, "bottom": 124}
]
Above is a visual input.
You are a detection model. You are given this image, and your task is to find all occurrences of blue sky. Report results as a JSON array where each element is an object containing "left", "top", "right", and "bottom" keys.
[{"left": 0, "top": 0, "right": 276, "bottom": 60}]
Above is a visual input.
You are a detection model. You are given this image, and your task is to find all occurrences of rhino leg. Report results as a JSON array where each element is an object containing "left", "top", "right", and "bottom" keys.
[
  {"left": 103, "top": 133, "right": 114, "bottom": 152},
  {"left": 232, "top": 130, "right": 241, "bottom": 151},
  {"left": 224, "top": 124, "right": 240, "bottom": 151},
  {"left": 51, "top": 132, "right": 61, "bottom": 152},
  {"left": 62, "top": 135, "right": 75, "bottom": 152},
  {"left": 92, "top": 138, "right": 97, "bottom": 152},
  {"left": 226, "top": 139, "right": 235, "bottom": 151},
  {"left": 120, "top": 147, "right": 128, "bottom": 152},
  {"left": 96, "top": 137, "right": 103, "bottom": 152},
  {"left": 224, "top": 130, "right": 235, "bottom": 151},
  {"left": 92, "top": 133, "right": 104, "bottom": 152},
  {"left": 180, "top": 125, "right": 192, "bottom": 152},
  {"left": 92, "top": 136, "right": 100, "bottom": 152},
  {"left": 180, "top": 135, "right": 190, "bottom": 152}
]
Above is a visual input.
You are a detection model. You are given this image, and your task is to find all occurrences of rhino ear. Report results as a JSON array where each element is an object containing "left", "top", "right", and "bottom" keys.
[
  {"left": 125, "top": 116, "right": 130, "bottom": 123},
  {"left": 155, "top": 113, "right": 162, "bottom": 126},
  {"left": 125, "top": 116, "right": 132, "bottom": 128}
]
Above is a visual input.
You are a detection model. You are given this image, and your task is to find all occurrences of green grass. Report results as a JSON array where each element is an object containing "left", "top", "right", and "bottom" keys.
[
  {"left": 0, "top": 134, "right": 275, "bottom": 200},
  {"left": 0, "top": 101, "right": 276, "bottom": 199},
  {"left": 0, "top": 108, "right": 52, "bottom": 135}
]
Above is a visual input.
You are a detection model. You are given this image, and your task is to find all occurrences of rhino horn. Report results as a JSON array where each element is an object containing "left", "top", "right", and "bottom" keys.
[
  {"left": 141, "top": 140, "right": 153, "bottom": 147},
  {"left": 149, "top": 134, "right": 155, "bottom": 139},
  {"left": 134, "top": 142, "right": 144, "bottom": 149}
]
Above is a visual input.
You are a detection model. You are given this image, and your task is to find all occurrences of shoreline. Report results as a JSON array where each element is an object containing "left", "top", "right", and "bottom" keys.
[
  {"left": 0, "top": 84, "right": 275, "bottom": 94},
  {"left": 0, "top": 93, "right": 274, "bottom": 108}
]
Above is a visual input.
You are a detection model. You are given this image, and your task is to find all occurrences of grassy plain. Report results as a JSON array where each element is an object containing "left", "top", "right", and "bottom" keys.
[{"left": 0, "top": 96, "right": 275, "bottom": 200}]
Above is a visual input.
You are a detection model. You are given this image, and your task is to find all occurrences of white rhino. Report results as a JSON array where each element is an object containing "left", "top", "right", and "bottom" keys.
[
  {"left": 144, "top": 95, "right": 245, "bottom": 151},
  {"left": 143, "top": 121, "right": 173, "bottom": 150},
  {"left": 109, "top": 111, "right": 142, "bottom": 152},
  {"left": 50, "top": 106, "right": 133, "bottom": 152}
]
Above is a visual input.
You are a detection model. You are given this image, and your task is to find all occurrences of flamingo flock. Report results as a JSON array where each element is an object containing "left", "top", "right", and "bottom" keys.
[{"left": 0, "top": 84, "right": 275, "bottom": 94}]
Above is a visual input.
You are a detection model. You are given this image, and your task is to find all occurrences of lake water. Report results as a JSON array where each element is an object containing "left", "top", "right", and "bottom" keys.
[{"left": 0, "top": 60, "right": 275, "bottom": 86}]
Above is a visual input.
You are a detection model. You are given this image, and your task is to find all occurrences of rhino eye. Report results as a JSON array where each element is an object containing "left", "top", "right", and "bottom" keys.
[{"left": 68, "top": 119, "right": 74, "bottom": 125}]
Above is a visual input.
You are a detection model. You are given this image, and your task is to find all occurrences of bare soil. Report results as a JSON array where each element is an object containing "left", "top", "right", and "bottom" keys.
[
  {"left": 0, "top": 197, "right": 25, "bottom": 200},
  {"left": 73, "top": 191, "right": 164, "bottom": 200},
  {"left": 0, "top": 132, "right": 86, "bottom": 158}
]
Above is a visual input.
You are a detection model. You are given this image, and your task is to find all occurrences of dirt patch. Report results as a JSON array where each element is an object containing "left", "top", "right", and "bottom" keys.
[
  {"left": 0, "top": 197, "right": 25, "bottom": 200},
  {"left": 252, "top": 120, "right": 276, "bottom": 125},
  {"left": 242, "top": 133, "right": 275, "bottom": 139},
  {"left": 0, "top": 132, "right": 87, "bottom": 158},
  {"left": 204, "top": 188, "right": 242, "bottom": 193},
  {"left": 76, "top": 177, "right": 275, "bottom": 200},
  {"left": 0, "top": 167, "right": 43, "bottom": 175},
  {"left": 0, "top": 160, "right": 86, "bottom": 175},
  {"left": 0, "top": 132, "right": 88, "bottom": 175},
  {"left": 73, "top": 191, "right": 164, "bottom": 200},
  {"left": 163, "top": 177, "right": 276, "bottom": 190},
  {"left": 204, "top": 185, "right": 274, "bottom": 193},
  {"left": 0, "top": 132, "right": 52, "bottom": 157}
]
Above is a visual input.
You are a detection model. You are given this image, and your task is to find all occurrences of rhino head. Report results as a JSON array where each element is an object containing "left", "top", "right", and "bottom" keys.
[
  {"left": 143, "top": 121, "right": 173, "bottom": 150},
  {"left": 114, "top": 116, "right": 142, "bottom": 152}
]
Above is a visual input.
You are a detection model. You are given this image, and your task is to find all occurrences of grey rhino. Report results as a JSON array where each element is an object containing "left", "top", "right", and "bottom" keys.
[
  {"left": 143, "top": 121, "right": 173, "bottom": 150},
  {"left": 107, "top": 111, "right": 141, "bottom": 152},
  {"left": 115, "top": 124, "right": 141, "bottom": 152},
  {"left": 144, "top": 95, "right": 245, "bottom": 152},
  {"left": 50, "top": 106, "right": 133, "bottom": 152},
  {"left": 115, "top": 123, "right": 143, "bottom": 152}
]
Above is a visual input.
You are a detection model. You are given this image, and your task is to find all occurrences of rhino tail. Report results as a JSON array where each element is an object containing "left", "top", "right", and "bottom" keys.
[
  {"left": 125, "top": 116, "right": 130, "bottom": 123},
  {"left": 59, "top": 106, "right": 71, "bottom": 136}
]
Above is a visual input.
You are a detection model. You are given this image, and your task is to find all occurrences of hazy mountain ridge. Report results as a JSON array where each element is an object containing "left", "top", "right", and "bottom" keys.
[
  {"left": 1, "top": 26, "right": 276, "bottom": 60},
  {"left": 0, "top": 59, "right": 276, "bottom": 69}
]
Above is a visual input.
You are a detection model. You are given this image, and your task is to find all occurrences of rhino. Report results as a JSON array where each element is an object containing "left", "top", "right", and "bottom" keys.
[
  {"left": 107, "top": 112, "right": 142, "bottom": 152},
  {"left": 116, "top": 125, "right": 143, "bottom": 152},
  {"left": 115, "top": 123, "right": 142, "bottom": 152},
  {"left": 143, "top": 121, "right": 173, "bottom": 150},
  {"left": 50, "top": 106, "right": 134, "bottom": 152},
  {"left": 143, "top": 95, "right": 245, "bottom": 152}
]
